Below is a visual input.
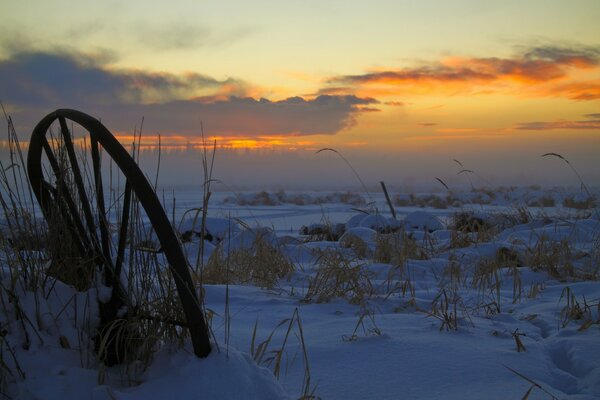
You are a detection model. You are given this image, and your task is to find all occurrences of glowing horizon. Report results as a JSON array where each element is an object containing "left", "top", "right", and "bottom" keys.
[{"left": 1, "top": 0, "right": 599, "bottom": 187}]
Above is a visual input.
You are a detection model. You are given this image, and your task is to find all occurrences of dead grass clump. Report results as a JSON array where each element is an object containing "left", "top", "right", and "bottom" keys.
[
  {"left": 0, "top": 211, "right": 46, "bottom": 252},
  {"left": 449, "top": 212, "right": 498, "bottom": 248},
  {"left": 526, "top": 236, "right": 575, "bottom": 280},
  {"left": 339, "top": 234, "right": 371, "bottom": 259},
  {"left": 497, "top": 207, "right": 534, "bottom": 230},
  {"left": 495, "top": 247, "right": 521, "bottom": 268},
  {"left": 300, "top": 222, "right": 345, "bottom": 242},
  {"left": 204, "top": 235, "right": 294, "bottom": 288},
  {"left": 250, "top": 308, "right": 315, "bottom": 398},
  {"left": 303, "top": 250, "right": 373, "bottom": 304},
  {"left": 333, "top": 192, "right": 367, "bottom": 206},
  {"left": 496, "top": 248, "right": 523, "bottom": 303},
  {"left": 440, "top": 257, "right": 465, "bottom": 291},
  {"left": 374, "top": 232, "right": 428, "bottom": 265},
  {"left": 44, "top": 205, "right": 99, "bottom": 291},
  {"left": 449, "top": 228, "right": 496, "bottom": 249},
  {"left": 342, "top": 302, "right": 382, "bottom": 341},
  {"left": 224, "top": 190, "right": 366, "bottom": 207},
  {"left": 472, "top": 259, "right": 503, "bottom": 311},
  {"left": 527, "top": 195, "right": 556, "bottom": 208},
  {"left": 527, "top": 282, "right": 545, "bottom": 299},
  {"left": 393, "top": 194, "right": 451, "bottom": 209},
  {"left": 393, "top": 193, "right": 416, "bottom": 207},
  {"left": 563, "top": 195, "right": 597, "bottom": 210},
  {"left": 426, "top": 288, "right": 471, "bottom": 331},
  {"left": 470, "top": 193, "right": 493, "bottom": 205},
  {"left": 558, "top": 287, "right": 599, "bottom": 330},
  {"left": 95, "top": 314, "right": 162, "bottom": 369},
  {"left": 452, "top": 212, "right": 491, "bottom": 233},
  {"left": 229, "top": 191, "right": 280, "bottom": 206},
  {"left": 419, "top": 195, "right": 448, "bottom": 209}
]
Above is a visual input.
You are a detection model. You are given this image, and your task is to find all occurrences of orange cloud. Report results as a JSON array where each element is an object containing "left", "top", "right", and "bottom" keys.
[
  {"left": 325, "top": 45, "right": 600, "bottom": 100},
  {"left": 539, "top": 80, "right": 600, "bottom": 100}
]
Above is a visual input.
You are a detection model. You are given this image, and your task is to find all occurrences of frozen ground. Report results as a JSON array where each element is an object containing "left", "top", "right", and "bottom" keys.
[{"left": 1, "top": 186, "right": 599, "bottom": 399}]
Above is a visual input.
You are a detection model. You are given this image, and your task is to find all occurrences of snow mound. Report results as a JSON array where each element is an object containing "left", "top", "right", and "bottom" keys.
[
  {"left": 179, "top": 216, "right": 241, "bottom": 244},
  {"left": 217, "top": 227, "right": 279, "bottom": 253},
  {"left": 345, "top": 213, "right": 368, "bottom": 230},
  {"left": 359, "top": 214, "right": 401, "bottom": 233},
  {"left": 403, "top": 211, "right": 443, "bottom": 232},
  {"left": 339, "top": 227, "right": 377, "bottom": 244},
  {"left": 339, "top": 227, "right": 378, "bottom": 258},
  {"left": 115, "top": 348, "right": 289, "bottom": 400}
]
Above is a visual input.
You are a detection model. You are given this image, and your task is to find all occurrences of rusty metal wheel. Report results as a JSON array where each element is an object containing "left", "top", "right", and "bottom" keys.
[{"left": 27, "top": 109, "right": 210, "bottom": 360}]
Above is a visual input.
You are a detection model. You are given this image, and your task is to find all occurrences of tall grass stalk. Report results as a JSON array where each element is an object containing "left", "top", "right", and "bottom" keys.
[{"left": 316, "top": 148, "right": 374, "bottom": 207}]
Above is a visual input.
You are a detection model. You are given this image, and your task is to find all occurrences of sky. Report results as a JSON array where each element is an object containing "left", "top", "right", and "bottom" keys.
[{"left": 1, "top": 0, "right": 599, "bottom": 189}]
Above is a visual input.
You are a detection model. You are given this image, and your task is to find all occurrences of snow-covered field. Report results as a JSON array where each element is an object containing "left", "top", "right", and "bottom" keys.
[{"left": 2, "top": 187, "right": 599, "bottom": 399}]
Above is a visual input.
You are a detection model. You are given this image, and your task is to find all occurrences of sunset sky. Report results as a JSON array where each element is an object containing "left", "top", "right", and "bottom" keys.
[{"left": 1, "top": 0, "right": 599, "bottom": 188}]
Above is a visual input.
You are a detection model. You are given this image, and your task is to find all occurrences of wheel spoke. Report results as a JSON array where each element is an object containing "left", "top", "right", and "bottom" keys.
[
  {"left": 40, "top": 136, "right": 94, "bottom": 253},
  {"left": 58, "top": 117, "right": 99, "bottom": 243},
  {"left": 91, "top": 136, "right": 114, "bottom": 272},
  {"left": 114, "top": 179, "right": 132, "bottom": 280}
]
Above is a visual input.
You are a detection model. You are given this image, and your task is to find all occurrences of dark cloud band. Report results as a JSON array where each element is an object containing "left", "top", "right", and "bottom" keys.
[{"left": 1, "top": 50, "right": 376, "bottom": 137}]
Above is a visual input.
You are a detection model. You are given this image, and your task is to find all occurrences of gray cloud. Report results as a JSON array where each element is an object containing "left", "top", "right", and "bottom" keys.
[
  {"left": 522, "top": 44, "right": 600, "bottom": 63},
  {"left": 0, "top": 50, "right": 246, "bottom": 107},
  {"left": 1, "top": 50, "right": 376, "bottom": 137},
  {"left": 96, "top": 95, "right": 376, "bottom": 136},
  {"left": 515, "top": 118, "right": 600, "bottom": 131},
  {"left": 0, "top": 51, "right": 124, "bottom": 107}
]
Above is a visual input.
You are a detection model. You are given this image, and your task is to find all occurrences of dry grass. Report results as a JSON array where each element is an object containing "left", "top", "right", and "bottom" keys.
[
  {"left": 563, "top": 195, "right": 597, "bottom": 210},
  {"left": 250, "top": 308, "right": 316, "bottom": 399},
  {"left": 203, "top": 234, "right": 294, "bottom": 288},
  {"left": 299, "top": 220, "right": 345, "bottom": 242},
  {"left": 472, "top": 259, "right": 503, "bottom": 311},
  {"left": 303, "top": 250, "right": 374, "bottom": 305},
  {"left": 449, "top": 212, "right": 497, "bottom": 248},
  {"left": 505, "top": 365, "right": 560, "bottom": 400},
  {"left": 339, "top": 233, "right": 372, "bottom": 259},
  {"left": 342, "top": 302, "right": 382, "bottom": 341},
  {"left": 511, "top": 329, "right": 527, "bottom": 352},
  {"left": 558, "top": 287, "right": 599, "bottom": 330},
  {"left": 526, "top": 236, "right": 575, "bottom": 280},
  {"left": 374, "top": 231, "right": 429, "bottom": 266},
  {"left": 0, "top": 113, "right": 203, "bottom": 379},
  {"left": 393, "top": 193, "right": 459, "bottom": 209},
  {"left": 527, "top": 195, "right": 556, "bottom": 208},
  {"left": 425, "top": 287, "right": 471, "bottom": 331}
]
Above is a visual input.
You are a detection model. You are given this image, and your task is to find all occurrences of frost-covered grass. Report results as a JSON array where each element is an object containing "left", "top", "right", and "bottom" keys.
[
  {"left": 2, "top": 182, "right": 599, "bottom": 399},
  {"left": 199, "top": 201, "right": 600, "bottom": 399}
]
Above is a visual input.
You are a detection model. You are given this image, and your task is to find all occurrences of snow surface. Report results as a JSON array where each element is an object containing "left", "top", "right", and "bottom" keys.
[{"left": 2, "top": 187, "right": 599, "bottom": 399}]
